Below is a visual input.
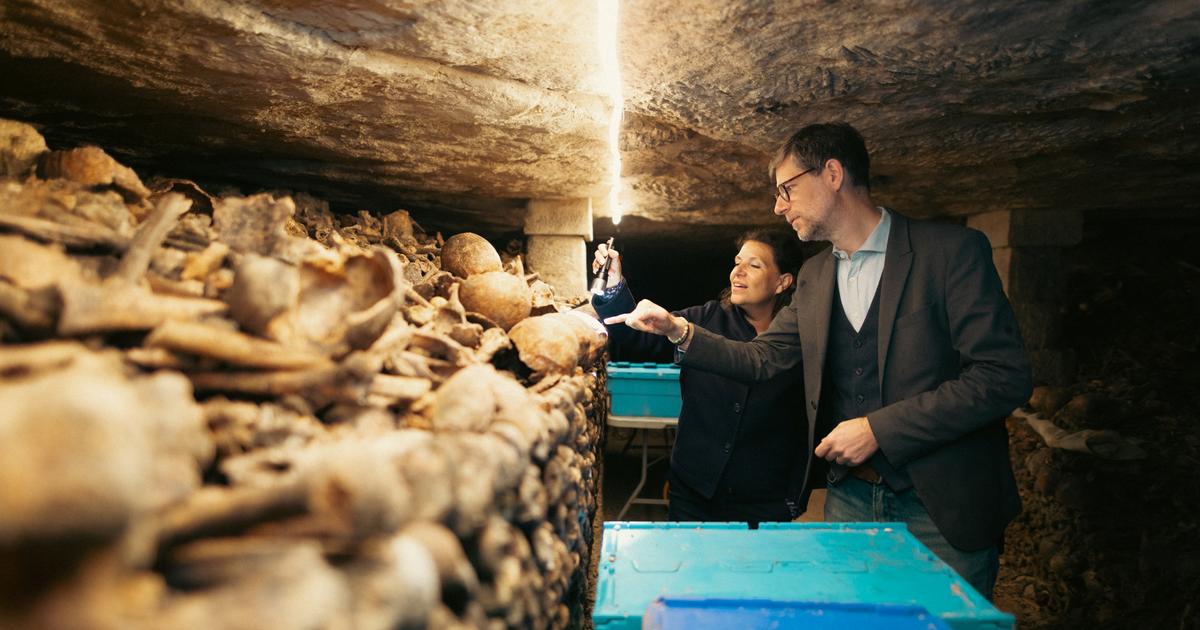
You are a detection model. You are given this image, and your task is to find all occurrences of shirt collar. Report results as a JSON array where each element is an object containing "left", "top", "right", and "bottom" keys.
[{"left": 832, "top": 207, "right": 891, "bottom": 259}]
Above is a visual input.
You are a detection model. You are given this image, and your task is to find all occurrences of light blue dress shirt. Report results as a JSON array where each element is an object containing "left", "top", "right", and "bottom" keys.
[{"left": 831, "top": 208, "right": 892, "bottom": 332}]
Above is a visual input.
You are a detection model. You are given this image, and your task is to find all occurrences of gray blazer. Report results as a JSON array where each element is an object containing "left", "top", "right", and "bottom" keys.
[{"left": 681, "top": 212, "right": 1032, "bottom": 550}]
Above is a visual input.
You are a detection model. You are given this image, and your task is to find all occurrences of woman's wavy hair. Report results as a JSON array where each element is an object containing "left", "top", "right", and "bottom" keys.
[{"left": 718, "top": 228, "right": 805, "bottom": 316}]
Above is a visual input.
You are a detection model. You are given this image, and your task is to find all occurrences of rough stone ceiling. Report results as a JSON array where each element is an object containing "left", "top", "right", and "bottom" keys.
[{"left": 2, "top": 0, "right": 1198, "bottom": 240}]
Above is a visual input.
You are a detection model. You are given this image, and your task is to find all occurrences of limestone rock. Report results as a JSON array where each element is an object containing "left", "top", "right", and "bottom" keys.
[{"left": 0, "top": 1, "right": 1196, "bottom": 242}]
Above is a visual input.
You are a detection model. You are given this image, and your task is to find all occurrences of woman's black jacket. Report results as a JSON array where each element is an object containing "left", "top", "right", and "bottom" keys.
[{"left": 595, "top": 282, "right": 808, "bottom": 503}]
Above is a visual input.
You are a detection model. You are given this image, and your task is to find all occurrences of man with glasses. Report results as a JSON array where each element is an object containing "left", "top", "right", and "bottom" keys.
[{"left": 605, "top": 122, "right": 1032, "bottom": 599}]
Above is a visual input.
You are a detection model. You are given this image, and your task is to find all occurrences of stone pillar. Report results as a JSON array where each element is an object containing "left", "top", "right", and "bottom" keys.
[
  {"left": 968, "top": 209, "right": 1083, "bottom": 385},
  {"left": 524, "top": 198, "right": 593, "bottom": 299}
]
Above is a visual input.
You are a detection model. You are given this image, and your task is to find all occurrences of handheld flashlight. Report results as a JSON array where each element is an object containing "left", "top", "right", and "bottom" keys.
[{"left": 590, "top": 237, "right": 616, "bottom": 295}]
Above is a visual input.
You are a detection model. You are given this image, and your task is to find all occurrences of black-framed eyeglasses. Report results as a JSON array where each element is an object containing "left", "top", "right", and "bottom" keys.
[{"left": 775, "top": 167, "right": 814, "bottom": 202}]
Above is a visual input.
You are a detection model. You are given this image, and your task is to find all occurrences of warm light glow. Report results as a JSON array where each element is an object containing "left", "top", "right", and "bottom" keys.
[{"left": 598, "top": 0, "right": 623, "bottom": 225}]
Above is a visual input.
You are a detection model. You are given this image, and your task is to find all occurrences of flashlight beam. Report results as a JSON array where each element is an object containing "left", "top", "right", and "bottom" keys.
[{"left": 598, "top": 0, "right": 623, "bottom": 225}]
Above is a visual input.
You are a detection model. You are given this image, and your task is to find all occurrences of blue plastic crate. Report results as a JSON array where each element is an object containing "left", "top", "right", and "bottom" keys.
[
  {"left": 643, "top": 598, "right": 951, "bottom": 630},
  {"left": 606, "top": 362, "right": 681, "bottom": 418},
  {"left": 592, "top": 522, "right": 1014, "bottom": 630}
]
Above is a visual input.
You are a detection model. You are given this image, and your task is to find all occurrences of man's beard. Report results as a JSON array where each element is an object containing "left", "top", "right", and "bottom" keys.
[{"left": 790, "top": 218, "right": 830, "bottom": 243}]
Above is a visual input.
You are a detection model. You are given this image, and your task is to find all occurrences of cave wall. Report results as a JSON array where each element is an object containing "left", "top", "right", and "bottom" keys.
[{"left": 2, "top": 0, "right": 1197, "bottom": 240}]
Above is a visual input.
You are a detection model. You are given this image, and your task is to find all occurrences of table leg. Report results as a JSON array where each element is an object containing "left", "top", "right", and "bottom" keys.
[{"left": 616, "top": 428, "right": 650, "bottom": 520}]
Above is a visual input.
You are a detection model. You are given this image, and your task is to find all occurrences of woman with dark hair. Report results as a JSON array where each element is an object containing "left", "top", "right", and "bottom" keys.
[{"left": 592, "top": 230, "right": 809, "bottom": 525}]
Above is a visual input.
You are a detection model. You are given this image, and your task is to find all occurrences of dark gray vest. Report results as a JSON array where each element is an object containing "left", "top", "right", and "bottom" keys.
[{"left": 819, "top": 283, "right": 912, "bottom": 491}]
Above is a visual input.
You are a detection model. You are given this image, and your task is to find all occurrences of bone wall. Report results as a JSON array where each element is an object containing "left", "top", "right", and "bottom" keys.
[{"left": 0, "top": 119, "right": 607, "bottom": 630}]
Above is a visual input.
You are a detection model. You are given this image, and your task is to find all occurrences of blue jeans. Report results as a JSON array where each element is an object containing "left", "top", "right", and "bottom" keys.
[{"left": 824, "top": 475, "right": 1000, "bottom": 599}]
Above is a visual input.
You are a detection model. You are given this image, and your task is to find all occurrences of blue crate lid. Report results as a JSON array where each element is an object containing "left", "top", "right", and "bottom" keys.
[
  {"left": 593, "top": 522, "right": 1015, "bottom": 630},
  {"left": 606, "top": 362, "right": 681, "bottom": 379},
  {"left": 607, "top": 361, "right": 682, "bottom": 418},
  {"left": 643, "top": 598, "right": 952, "bottom": 630}
]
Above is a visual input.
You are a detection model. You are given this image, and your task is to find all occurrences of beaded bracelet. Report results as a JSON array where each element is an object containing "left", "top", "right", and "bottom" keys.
[{"left": 667, "top": 321, "right": 692, "bottom": 345}]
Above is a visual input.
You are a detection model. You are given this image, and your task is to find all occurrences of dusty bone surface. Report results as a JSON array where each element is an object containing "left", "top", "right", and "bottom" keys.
[{"left": 0, "top": 120, "right": 608, "bottom": 629}]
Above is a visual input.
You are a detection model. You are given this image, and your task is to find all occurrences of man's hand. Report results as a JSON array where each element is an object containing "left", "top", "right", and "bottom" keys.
[
  {"left": 603, "top": 299, "right": 687, "bottom": 340},
  {"left": 591, "top": 242, "right": 623, "bottom": 289},
  {"left": 814, "top": 417, "right": 879, "bottom": 466}
]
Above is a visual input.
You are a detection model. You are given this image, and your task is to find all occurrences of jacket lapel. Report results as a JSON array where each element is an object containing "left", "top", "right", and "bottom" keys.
[
  {"left": 877, "top": 212, "right": 914, "bottom": 391},
  {"left": 800, "top": 249, "right": 835, "bottom": 426}
]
